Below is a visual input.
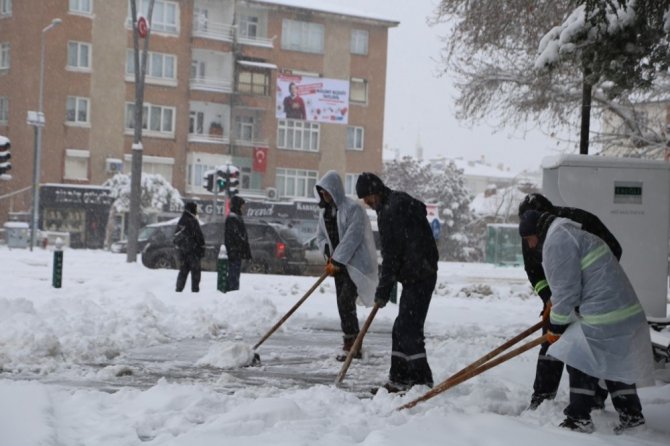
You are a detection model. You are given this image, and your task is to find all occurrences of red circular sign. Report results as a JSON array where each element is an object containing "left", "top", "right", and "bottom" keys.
[{"left": 137, "top": 17, "right": 149, "bottom": 38}]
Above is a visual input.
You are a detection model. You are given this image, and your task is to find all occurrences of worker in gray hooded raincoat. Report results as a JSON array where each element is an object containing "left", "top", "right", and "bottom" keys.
[
  {"left": 315, "top": 170, "right": 378, "bottom": 360},
  {"left": 519, "top": 210, "right": 654, "bottom": 434}
]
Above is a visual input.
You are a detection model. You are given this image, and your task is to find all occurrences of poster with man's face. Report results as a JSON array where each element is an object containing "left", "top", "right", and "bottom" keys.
[{"left": 276, "top": 73, "right": 349, "bottom": 124}]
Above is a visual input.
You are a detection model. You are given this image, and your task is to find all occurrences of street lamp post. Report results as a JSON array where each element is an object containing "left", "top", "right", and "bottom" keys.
[{"left": 29, "top": 18, "right": 62, "bottom": 251}]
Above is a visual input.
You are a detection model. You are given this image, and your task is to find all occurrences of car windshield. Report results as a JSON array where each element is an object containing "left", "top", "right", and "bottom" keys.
[
  {"left": 276, "top": 227, "right": 300, "bottom": 243},
  {"left": 138, "top": 226, "right": 158, "bottom": 241}
]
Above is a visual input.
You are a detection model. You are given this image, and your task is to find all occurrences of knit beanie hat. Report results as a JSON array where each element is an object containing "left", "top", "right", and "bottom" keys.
[
  {"left": 355, "top": 172, "right": 385, "bottom": 198},
  {"left": 518, "top": 193, "right": 555, "bottom": 217},
  {"left": 230, "top": 195, "right": 245, "bottom": 213},
  {"left": 519, "top": 210, "right": 542, "bottom": 237}
]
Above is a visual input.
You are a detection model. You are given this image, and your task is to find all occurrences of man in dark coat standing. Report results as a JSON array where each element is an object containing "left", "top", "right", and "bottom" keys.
[
  {"left": 224, "top": 196, "right": 252, "bottom": 291},
  {"left": 518, "top": 193, "right": 622, "bottom": 410},
  {"left": 174, "top": 201, "right": 205, "bottom": 293},
  {"left": 356, "top": 172, "right": 439, "bottom": 393}
]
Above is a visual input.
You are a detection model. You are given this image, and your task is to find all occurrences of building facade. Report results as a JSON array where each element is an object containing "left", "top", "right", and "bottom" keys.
[{"left": 0, "top": 0, "right": 397, "bottom": 229}]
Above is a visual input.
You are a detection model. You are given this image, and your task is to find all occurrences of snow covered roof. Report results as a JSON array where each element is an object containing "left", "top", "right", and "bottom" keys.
[
  {"left": 541, "top": 154, "right": 670, "bottom": 170},
  {"left": 470, "top": 185, "right": 528, "bottom": 217},
  {"left": 251, "top": 0, "right": 400, "bottom": 26},
  {"left": 237, "top": 60, "right": 278, "bottom": 70}
]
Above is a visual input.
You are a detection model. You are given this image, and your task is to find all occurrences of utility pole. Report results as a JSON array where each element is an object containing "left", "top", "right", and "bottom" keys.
[
  {"left": 579, "top": 58, "right": 592, "bottom": 156},
  {"left": 126, "top": 0, "right": 155, "bottom": 262}
]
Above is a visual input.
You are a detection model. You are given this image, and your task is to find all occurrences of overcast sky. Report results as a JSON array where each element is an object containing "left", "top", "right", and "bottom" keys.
[{"left": 332, "top": 0, "right": 572, "bottom": 173}]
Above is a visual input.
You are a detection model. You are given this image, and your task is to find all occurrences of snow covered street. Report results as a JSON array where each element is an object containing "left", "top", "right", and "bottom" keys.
[{"left": 0, "top": 247, "right": 668, "bottom": 445}]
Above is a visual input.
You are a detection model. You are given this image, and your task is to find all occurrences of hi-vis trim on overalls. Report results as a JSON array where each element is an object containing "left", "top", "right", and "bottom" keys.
[
  {"left": 550, "top": 243, "right": 613, "bottom": 326},
  {"left": 534, "top": 279, "right": 549, "bottom": 295}
]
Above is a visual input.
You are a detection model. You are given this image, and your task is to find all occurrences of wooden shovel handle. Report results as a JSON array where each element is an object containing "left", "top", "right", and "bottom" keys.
[
  {"left": 335, "top": 303, "right": 379, "bottom": 384},
  {"left": 253, "top": 271, "right": 328, "bottom": 350},
  {"left": 398, "top": 334, "right": 548, "bottom": 411}
]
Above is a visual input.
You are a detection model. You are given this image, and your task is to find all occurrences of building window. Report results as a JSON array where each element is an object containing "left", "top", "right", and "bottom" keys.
[
  {"left": 239, "top": 14, "right": 259, "bottom": 38},
  {"left": 237, "top": 68, "right": 270, "bottom": 95},
  {"left": 281, "top": 19, "right": 324, "bottom": 54},
  {"left": 347, "top": 126, "right": 364, "bottom": 150},
  {"left": 64, "top": 149, "right": 90, "bottom": 180},
  {"left": 350, "top": 78, "right": 368, "bottom": 104},
  {"left": 0, "top": 96, "right": 7, "bottom": 123},
  {"left": 277, "top": 119, "right": 320, "bottom": 152},
  {"left": 66, "top": 96, "right": 90, "bottom": 124},
  {"left": 188, "top": 161, "right": 216, "bottom": 189},
  {"left": 125, "top": 102, "right": 175, "bottom": 135},
  {"left": 235, "top": 115, "right": 255, "bottom": 142},
  {"left": 69, "top": 0, "right": 91, "bottom": 14},
  {"left": 131, "top": 0, "right": 178, "bottom": 34},
  {"left": 126, "top": 50, "right": 176, "bottom": 82},
  {"left": 345, "top": 173, "right": 360, "bottom": 196},
  {"left": 351, "top": 29, "right": 368, "bottom": 55},
  {"left": 276, "top": 168, "right": 318, "bottom": 198},
  {"left": 0, "top": 42, "right": 9, "bottom": 70},
  {"left": 241, "top": 166, "right": 252, "bottom": 189},
  {"left": 1, "top": 0, "right": 11, "bottom": 16},
  {"left": 67, "top": 41, "right": 91, "bottom": 71},
  {"left": 124, "top": 154, "right": 174, "bottom": 182}
]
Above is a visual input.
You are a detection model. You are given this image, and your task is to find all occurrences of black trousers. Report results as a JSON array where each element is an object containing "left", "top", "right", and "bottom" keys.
[
  {"left": 228, "top": 259, "right": 242, "bottom": 291},
  {"left": 176, "top": 252, "right": 201, "bottom": 292},
  {"left": 564, "top": 365, "right": 643, "bottom": 422},
  {"left": 533, "top": 326, "right": 608, "bottom": 406},
  {"left": 334, "top": 269, "right": 359, "bottom": 338},
  {"left": 532, "top": 329, "right": 565, "bottom": 400},
  {"left": 389, "top": 273, "right": 436, "bottom": 387}
]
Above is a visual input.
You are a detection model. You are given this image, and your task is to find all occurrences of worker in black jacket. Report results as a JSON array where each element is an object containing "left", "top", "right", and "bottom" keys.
[
  {"left": 357, "top": 172, "right": 439, "bottom": 393},
  {"left": 224, "top": 196, "right": 252, "bottom": 291},
  {"left": 174, "top": 202, "right": 205, "bottom": 292},
  {"left": 518, "top": 193, "right": 622, "bottom": 410}
]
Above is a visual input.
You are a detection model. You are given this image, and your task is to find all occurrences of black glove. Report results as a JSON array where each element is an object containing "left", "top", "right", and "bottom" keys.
[{"left": 374, "top": 296, "right": 388, "bottom": 308}]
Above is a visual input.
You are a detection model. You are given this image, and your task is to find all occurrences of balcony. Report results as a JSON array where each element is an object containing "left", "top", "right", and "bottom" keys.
[
  {"left": 236, "top": 32, "right": 275, "bottom": 48},
  {"left": 233, "top": 137, "right": 269, "bottom": 148},
  {"left": 188, "top": 133, "right": 230, "bottom": 145},
  {"left": 192, "top": 17, "right": 235, "bottom": 42},
  {"left": 189, "top": 76, "right": 233, "bottom": 93}
]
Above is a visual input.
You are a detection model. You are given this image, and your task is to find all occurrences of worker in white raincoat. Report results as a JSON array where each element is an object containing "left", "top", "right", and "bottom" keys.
[
  {"left": 519, "top": 210, "right": 654, "bottom": 435},
  {"left": 315, "top": 170, "right": 379, "bottom": 360}
]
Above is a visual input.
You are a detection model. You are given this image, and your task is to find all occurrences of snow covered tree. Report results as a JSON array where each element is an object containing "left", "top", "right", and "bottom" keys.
[
  {"left": 535, "top": 0, "right": 670, "bottom": 153},
  {"left": 102, "top": 173, "right": 183, "bottom": 247},
  {"left": 382, "top": 157, "right": 481, "bottom": 261},
  {"left": 434, "top": 0, "right": 670, "bottom": 157}
]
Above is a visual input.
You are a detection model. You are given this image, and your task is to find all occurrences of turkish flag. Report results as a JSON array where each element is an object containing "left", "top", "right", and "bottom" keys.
[{"left": 253, "top": 147, "right": 268, "bottom": 172}]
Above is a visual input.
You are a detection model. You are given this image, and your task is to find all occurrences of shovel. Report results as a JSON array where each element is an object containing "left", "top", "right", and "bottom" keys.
[
  {"left": 398, "top": 333, "right": 548, "bottom": 410},
  {"left": 249, "top": 271, "right": 329, "bottom": 365},
  {"left": 334, "top": 302, "right": 380, "bottom": 384}
]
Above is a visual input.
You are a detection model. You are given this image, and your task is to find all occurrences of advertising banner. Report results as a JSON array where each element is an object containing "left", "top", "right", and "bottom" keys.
[{"left": 276, "top": 73, "right": 349, "bottom": 124}]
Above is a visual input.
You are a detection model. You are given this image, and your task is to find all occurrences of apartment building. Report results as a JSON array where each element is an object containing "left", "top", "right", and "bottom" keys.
[{"left": 0, "top": 0, "right": 398, "bottom": 241}]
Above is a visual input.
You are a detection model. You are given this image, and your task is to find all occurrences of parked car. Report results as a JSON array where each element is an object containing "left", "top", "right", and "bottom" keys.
[
  {"left": 110, "top": 218, "right": 178, "bottom": 254},
  {"left": 141, "top": 220, "right": 307, "bottom": 275},
  {"left": 301, "top": 230, "right": 383, "bottom": 276}
]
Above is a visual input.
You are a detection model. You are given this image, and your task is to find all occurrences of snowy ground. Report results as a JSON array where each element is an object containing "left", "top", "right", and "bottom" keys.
[{"left": 0, "top": 246, "right": 668, "bottom": 446}]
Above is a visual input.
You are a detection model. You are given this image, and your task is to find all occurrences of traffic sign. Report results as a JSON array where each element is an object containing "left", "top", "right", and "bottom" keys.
[
  {"left": 137, "top": 16, "right": 149, "bottom": 38},
  {"left": 431, "top": 218, "right": 441, "bottom": 240}
]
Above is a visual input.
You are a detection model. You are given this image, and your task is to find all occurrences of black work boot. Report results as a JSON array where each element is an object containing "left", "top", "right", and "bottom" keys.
[
  {"left": 336, "top": 335, "right": 362, "bottom": 362},
  {"left": 614, "top": 414, "right": 645, "bottom": 435},
  {"left": 559, "top": 417, "right": 595, "bottom": 434}
]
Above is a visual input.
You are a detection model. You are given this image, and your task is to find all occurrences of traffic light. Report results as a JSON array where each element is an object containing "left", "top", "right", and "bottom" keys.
[
  {"left": 0, "top": 135, "right": 10, "bottom": 177},
  {"left": 216, "top": 172, "right": 226, "bottom": 192},
  {"left": 203, "top": 171, "right": 215, "bottom": 192},
  {"left": 228, "top": 168, "right": 239, "bottom": 196}
]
